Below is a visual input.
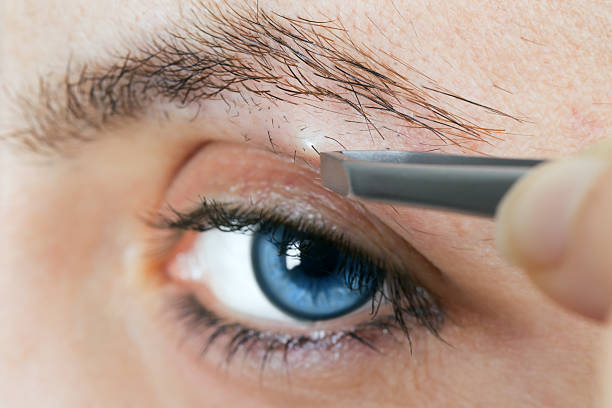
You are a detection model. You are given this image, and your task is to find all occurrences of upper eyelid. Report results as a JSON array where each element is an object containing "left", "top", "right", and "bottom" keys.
[
  {"left": 151, "top": 140, "right": 445, "bottom": 294},
  {"left": 155, "top": 198, "right": 425, "bottom": 280},
  {"left": 156, "top": 199, "right": 371, "bottom": 258},
  {"left": 6, "top": 4, "right": 508, "bottom": 156},
  {"left": 156, "top": 199, "right": 368, "bottom": 244}
]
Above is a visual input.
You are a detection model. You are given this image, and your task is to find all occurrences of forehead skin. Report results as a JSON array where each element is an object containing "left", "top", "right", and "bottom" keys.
[{"left": 1, "top": 1, "right": 610, "bottom": 407}]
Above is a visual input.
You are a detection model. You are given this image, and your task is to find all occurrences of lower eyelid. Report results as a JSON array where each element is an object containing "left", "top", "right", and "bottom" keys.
[{"left": 167, "top": 292, "right": 401, "bottom": 376}]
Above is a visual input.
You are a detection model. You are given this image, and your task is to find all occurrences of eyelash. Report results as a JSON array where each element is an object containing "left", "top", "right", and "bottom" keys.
[{"left": 153, "top": 198, "right": 443, "bottom": 370}]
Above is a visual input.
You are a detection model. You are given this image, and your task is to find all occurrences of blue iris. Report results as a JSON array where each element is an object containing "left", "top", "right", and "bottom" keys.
[{"left": 251, "top": 226, "right": 375, "bottom": 321}]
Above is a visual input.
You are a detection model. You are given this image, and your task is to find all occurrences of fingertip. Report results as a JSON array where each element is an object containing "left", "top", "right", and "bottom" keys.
[
  {"left": 495, "top": 157, "right": 606, "bottom": 269},
  {"left": 495, "top": 143, "right": 612, "bottom": 321}
]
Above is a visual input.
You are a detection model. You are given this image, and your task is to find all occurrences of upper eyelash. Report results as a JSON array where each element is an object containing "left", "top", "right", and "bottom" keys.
[{"left": 154, "top": 197, "right": 444, "bottom": 338}]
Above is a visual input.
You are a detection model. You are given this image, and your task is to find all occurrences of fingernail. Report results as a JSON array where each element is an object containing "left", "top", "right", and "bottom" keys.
[{"left": 496, "top": 156, "right": 607, "bottom": 269}]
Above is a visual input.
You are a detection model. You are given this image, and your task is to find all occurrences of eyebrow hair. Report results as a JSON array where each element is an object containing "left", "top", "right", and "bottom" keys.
[{"left": 3, "top": 3, "right": 514, "bottom": 155}]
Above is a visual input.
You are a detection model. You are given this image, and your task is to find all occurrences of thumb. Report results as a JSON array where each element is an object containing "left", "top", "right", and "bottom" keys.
[{"left": 496, "top": 138, "right": 612, "bottom": 321}]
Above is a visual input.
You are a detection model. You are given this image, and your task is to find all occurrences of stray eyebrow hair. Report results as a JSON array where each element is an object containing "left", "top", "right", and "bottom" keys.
[{"left": 3, "top": 2, "right": 515, "bottom": 155}]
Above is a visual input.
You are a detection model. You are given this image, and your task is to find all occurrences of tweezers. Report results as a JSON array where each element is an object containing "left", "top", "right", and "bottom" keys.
[{"left": 320, "top": 151, "right": 545, "bottom": 217}]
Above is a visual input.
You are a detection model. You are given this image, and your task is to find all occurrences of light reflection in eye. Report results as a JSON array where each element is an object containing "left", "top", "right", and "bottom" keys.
[{"left": 284, "top": 243, "right": 302, "bottom": 270}]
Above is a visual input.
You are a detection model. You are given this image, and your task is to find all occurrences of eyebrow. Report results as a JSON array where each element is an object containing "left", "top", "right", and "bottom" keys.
[{"left": 4, "top": 3, "right": 514, "bottom": 155}]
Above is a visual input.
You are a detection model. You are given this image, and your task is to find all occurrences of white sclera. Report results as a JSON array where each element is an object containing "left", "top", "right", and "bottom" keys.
[{"left": 176, "top": 229, "right": 297, "bottom": 323}]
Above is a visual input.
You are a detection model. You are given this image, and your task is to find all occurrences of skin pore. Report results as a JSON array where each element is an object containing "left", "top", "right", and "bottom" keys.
[{"left": 1, "top": 1, "right": 610, "bottom": 407}]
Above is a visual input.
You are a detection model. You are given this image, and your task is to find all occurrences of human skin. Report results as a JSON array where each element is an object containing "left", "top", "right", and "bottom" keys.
[{"left": 1, "top": 0, "right": 610, "bottom": 407}]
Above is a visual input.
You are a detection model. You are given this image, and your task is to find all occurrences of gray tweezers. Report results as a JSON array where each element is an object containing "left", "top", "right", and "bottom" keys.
[{"left": 320, "top": 151, "right": 545, "bottom": 217}]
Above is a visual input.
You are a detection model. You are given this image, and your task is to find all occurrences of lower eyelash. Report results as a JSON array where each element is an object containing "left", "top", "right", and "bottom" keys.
[{"left": 170, "top": 294, "right": 412, "bottom": 372}]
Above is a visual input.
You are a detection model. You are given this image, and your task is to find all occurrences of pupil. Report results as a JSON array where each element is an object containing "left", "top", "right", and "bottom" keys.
[
  {"left": 251, "top": 227, "right": 375, "bottom": 321},
  {"left": 292, "top": 240, "right": 339, "bottom": 278}
]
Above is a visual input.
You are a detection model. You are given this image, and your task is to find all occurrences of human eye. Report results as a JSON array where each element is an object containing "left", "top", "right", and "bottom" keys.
[
  {"left": 147, "top": 142, "right": 444, "bottom": 379},
  {"left": 167, "top": 201, "right": 381, "bottom": 323}
]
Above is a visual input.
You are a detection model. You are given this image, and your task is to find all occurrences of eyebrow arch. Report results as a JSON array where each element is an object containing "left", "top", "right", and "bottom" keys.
[{"left": 3, "top": 3, "right": 515, "bottom": 155}]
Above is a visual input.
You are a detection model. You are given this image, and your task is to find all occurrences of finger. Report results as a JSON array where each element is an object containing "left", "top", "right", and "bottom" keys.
[{"left": 495, "top": 138, "right": 612, "bottom": 321}]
